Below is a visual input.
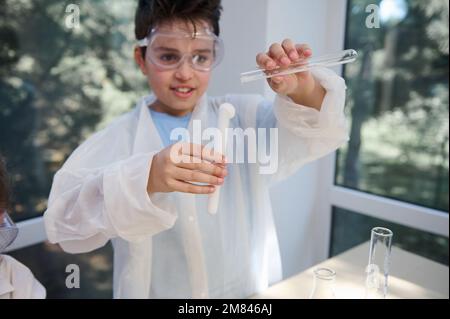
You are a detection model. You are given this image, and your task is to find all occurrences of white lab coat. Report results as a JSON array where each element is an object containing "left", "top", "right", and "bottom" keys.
[
  {"left": 0, "top": 255, "right": 46, "bottom": 299},
  {"left": 44, "top": 68, "right": 348, "bottom": 299}
]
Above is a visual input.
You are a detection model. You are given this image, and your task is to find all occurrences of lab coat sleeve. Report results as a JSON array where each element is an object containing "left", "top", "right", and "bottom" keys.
[
  {"left": 44, "top": 152, "right": 177, "bottom": 254},
  {"left": 257, "top": 67, "right": 349, "bottom": 184}
]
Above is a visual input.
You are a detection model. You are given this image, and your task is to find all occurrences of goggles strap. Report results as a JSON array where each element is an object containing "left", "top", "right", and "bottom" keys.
[{"left": 137, "top": 38, "right": 149, "bottom": 47}]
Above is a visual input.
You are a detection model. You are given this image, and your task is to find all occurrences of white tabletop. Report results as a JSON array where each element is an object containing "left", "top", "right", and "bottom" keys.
[{"left": 253, "top": 242, "right": 449, "bottom": 299}]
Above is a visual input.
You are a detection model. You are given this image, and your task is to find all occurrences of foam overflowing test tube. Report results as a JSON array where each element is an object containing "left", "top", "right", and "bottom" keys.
[
  {"left": 240, "top": 49, "right": 358, "bottom": 83},
  {"left": 208, "top": 103, "right": 236, "bottom": 215}
]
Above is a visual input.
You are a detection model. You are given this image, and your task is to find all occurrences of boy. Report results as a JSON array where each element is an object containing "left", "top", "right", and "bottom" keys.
[{"left": 44, "top": 0, "right": 348, "bottom": 298}]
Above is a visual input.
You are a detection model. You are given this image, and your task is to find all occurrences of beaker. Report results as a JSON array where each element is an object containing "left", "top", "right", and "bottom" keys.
[
  {"left": 309, "top": 267, "right": 336, "bottom": 299},
  {"left": 365, "top": 227, "right": 393, "bottom": 299}
]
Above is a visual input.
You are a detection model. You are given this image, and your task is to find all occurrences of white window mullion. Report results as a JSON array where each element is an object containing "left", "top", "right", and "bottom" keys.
[
  {"left": 5, "top": 217, "right": 47, "bottom": 253},
  {"left": 311, "top": 0, "right": 349, "bottom": 262},
  {"left": 330, "top": 186, "right": 449, "bottom": 237}
]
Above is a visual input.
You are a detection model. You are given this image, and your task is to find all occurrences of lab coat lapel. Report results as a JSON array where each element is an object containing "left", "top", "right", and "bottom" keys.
[
  {"left": 177, "top": 94, "right": 210, "bottom": 298},
  {"left": 187, "top": 93, "right": 209, "bottom": 133},
  {"left": 132, "top": 94, "right": 164, "bottom": 155},
  {"left": 0, "top": 256, "right": 14, "bottom": 297},
  {"left": 120, "top": 94, "right": 161, "bottom": 298},
  {"left": 0, "top": 275, "right": 14, "bottom": 298}
]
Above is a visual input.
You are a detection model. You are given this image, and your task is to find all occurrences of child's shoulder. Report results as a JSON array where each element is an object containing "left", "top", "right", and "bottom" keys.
[
  {"left": 81, "top": 107, "right": 138, "bottom": 148},
  {"left": 63, "top": 104, "right": 141, "bottom": 168}
]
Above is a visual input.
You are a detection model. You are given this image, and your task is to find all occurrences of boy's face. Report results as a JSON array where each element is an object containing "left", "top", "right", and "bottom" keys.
[{"left": 135, "top": 19, "right": 215, "bottom": 116}]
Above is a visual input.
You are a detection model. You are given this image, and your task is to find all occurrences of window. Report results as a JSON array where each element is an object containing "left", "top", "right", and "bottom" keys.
[
  {"left": 326, "top": 0, "right": 448, "bottom": 265},
  {"left": 0, "top": 0, "right": 147, "bottom": 222},
  {"left": 336, "top": 0, "right": 449, "bottom": 211},
  {"left": 330, "top": 207, "right": 449, "bottom": 265},
  {"left": 1, "top": 0, "right": 145, "bottom": 298}
]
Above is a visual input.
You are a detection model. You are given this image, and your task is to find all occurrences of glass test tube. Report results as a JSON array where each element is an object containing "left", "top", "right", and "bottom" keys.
[{"left": 240, "top": 49, "right": 358, "bottom": 83}]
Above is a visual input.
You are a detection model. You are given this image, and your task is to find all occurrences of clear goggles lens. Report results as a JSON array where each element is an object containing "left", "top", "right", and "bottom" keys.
[
  {"left": 139, "top": 29, "right": 224, "bottom": 71},
  {"left": 0, "top": 212, "right": 18, "bottom": 253}
]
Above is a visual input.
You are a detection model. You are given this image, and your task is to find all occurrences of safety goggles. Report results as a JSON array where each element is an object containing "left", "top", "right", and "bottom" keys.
[
  {"left": 138, "top": 27, "right": 224, "bottom": 72},
  {"left": 0, "top": 211, "right": 18, "bottom": 253}
]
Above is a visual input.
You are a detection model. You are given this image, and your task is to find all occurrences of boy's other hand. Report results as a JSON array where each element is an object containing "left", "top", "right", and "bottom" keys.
[
  {"left": 147, "top": 143, "right": 228, "bottom": 195},
  {"left": 256, "top": 40, "right": 325, "bottom": 110}
]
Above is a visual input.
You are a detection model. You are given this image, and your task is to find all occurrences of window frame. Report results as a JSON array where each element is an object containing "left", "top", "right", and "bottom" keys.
[
  {"left": 314, "top": 0, "right": 449, "bottom": 262},
  {"left": 5, "top": 217, "right": 46, "bottom": 253}
]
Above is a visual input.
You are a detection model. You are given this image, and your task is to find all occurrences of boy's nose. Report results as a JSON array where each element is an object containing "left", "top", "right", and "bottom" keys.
[{"left": 174, "top": 58, "right": 194, "bottom": 81}]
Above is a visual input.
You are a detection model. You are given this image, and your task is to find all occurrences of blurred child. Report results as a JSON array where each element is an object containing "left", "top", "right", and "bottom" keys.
[{"left": 0, "top": 156, "right": 46, "bottom": 299}]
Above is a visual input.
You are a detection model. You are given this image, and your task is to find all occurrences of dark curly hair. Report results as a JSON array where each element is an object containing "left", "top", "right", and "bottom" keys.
[
  {"left": 135, "top": 0, "right": 223, "bottom": 43},
  {"left": 0, "top": 156, "right": 11, "bottom": 212}
]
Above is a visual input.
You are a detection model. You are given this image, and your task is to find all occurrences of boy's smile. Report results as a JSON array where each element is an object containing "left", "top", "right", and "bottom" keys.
[{"left": 171, "top": 85, "right": 196, "bottom": 99}]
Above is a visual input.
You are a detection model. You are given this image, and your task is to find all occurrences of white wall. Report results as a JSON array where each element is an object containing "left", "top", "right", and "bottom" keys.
[
  {"left": 208, "top": 0, "right": 268, "bottom": 96},
  {"left": 210, "top": 0, "right": 347, "bottom": 280}
]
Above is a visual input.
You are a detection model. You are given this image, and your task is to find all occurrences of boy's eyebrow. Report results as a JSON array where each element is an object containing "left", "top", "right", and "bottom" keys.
[
  {"left": 154, "top": 46, "right": 180, "bottom": 52},
  {"left": 193, "top": 49, "right": 213, "bottom": 54},
  {"left": 154, "top": 46, "right": 213, "bottom": 53}
]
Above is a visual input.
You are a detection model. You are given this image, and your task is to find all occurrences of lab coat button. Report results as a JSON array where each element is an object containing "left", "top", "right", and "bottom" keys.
[{"left": 188, "top": 216, "right": 195, "bottom": 222}]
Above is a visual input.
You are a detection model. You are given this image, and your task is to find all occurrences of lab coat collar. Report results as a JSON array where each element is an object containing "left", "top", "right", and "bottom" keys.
[
  {"left": 0, "top": 280, "right": 14, "bottom": 297},
  {"left": 0, "top": 256, "right": 14, "bottom": 296},
  {"left": 131, "top": 93, "right": 210, "bottom": 155}
]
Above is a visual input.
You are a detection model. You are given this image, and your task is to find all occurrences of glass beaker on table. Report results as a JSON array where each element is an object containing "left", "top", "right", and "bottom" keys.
[
  {"left": 309, "top": 267, "right": 337, "bottom": 299},
  {"left": 365, "top": 227, "right": 393, "bottom": 299}
]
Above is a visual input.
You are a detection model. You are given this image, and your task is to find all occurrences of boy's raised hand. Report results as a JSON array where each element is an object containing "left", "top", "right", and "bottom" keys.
[
  {"left": 147, "top": 143, "right": 227, "bottom": 195},
  {"left": 256, "top": 40, "right": 325, "bottom": 109}
]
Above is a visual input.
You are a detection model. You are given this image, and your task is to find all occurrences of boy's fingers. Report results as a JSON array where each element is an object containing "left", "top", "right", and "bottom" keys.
[
  {"left": 177, "top": 143, "right": 225, "bottom": 164},
  {"left": 269, "top": 76, "right": 288, "bottom": 88},
  {"left": 199, "top": 145, "right": 226, "bottom": 164},
  {"left": 295, "top": 44, "right": 312, "bottom": 59},
  {"left": 176, "top": 167, "right": 224, "bottom": 186},
  {"left": 256, "top": 53, "right": 277, "bottom": 70},
  {"left": 168, "top": 179, "right": 216, "bottom": 194},
  {"left": 176, "top": 156, "right": 227, "bottom": 177},
  {"left": 281, "top": 39, "right": 299, "bottom": 61},
  {"left": 268, "top": 43, "right": 291, "bottom": 66}
]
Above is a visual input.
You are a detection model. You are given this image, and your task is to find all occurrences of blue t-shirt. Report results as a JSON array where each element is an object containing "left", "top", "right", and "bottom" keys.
[{"left": 149, "top": 109, "right": 192, "bottom": 147}]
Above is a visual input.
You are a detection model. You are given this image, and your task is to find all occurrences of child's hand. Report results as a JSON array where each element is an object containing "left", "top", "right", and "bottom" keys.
[
  {"left": 256, "top": 40, "right": 324, "bottom": 109},
  {"left": 147, "top": 143, "right": 228, "bottom": 195}
]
